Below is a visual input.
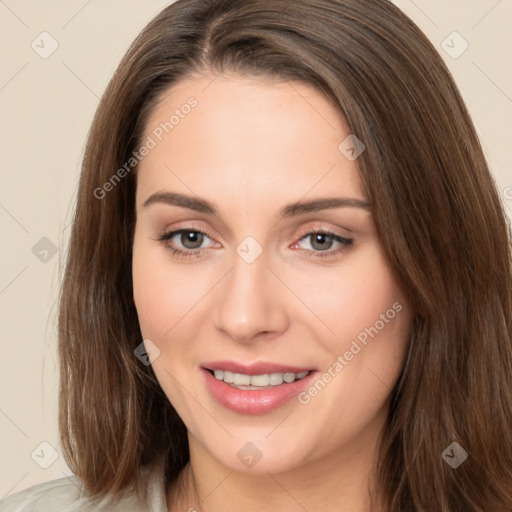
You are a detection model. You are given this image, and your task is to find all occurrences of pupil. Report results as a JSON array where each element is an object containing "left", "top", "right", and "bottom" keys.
[
  {"left": 182, "top": 231, "right": 203, "bottom": 249},
  {"left": 311, "top": 233, "right": 332, "bottom": 251}
]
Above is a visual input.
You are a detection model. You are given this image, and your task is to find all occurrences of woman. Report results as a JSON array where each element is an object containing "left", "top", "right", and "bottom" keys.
[{"left": 1, "top": 0, "right": 511, "bottom": 510}]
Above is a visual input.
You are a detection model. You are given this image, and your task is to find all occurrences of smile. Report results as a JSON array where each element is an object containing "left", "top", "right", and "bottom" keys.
[
  {"left": 210, "top": 369, "right": 310, "bottom": 389},
  {"left": 201, "top": 366, "right": 318, "bottom": 414}
]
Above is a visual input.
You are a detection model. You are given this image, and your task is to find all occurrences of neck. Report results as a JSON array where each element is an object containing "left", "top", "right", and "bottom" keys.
[{"left": 167, "top": 416, "right": 386, "bottom": 512}]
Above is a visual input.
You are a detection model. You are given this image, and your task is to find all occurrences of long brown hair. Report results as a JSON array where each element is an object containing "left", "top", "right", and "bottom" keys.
[{"left": 58, "top": 0, "right": 512, "bottom": 509}]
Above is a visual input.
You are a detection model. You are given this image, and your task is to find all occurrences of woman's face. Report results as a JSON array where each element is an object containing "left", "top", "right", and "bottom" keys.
[{"left": 132, "top": 73, "right": 413, "bottom": 475}]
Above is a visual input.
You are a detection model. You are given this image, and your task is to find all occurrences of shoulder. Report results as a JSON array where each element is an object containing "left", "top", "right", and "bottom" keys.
[
  {"left": 0, "top": 467, "right": 166, "bottom": 512},
  {"left": 0, "top": 475, "right": 92, "bottom": 512}
]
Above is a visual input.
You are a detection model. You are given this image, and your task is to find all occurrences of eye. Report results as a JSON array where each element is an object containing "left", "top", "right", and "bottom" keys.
[
  {"left": 293, "top": 229, "right": 353, "bottom": 258},
  {"left": 154, "top": 228, "right": 215, "bottom": 259},
  {"left": 153, "top": 227, "right": 354, "bottom": 261},
  {"left": 171, "top": 230, "right": 207, "bottom": 250}
]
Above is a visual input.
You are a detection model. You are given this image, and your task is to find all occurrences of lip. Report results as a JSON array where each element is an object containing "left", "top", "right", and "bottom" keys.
[
  {"left": 201, "top": 360, "right": 314, "bottom": 375},
  {"left": 201, "top": 366, "right": 318, "bottom": 415}
]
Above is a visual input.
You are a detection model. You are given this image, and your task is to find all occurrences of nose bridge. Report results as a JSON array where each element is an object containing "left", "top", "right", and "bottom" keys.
[{"left": 213, "top": 245, "right": 288, "bottom": 342}]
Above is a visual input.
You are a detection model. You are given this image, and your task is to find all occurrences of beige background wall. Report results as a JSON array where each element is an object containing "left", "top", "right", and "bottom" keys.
[{"left": 0, "top": 0, "right": 511, "bottom": 498}]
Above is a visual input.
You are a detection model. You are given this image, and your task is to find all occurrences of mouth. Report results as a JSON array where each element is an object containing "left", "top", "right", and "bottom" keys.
[
  {"left": 200, "top": 362, "right": 318, "bottom": 414},
  {"left": 203, "top": 368, "right": 311, "bottom": 390}
]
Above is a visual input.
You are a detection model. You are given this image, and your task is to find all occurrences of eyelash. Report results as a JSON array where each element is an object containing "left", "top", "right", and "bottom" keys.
[{"left": 154, "top": 227, "right": 353, "bottom": 260}]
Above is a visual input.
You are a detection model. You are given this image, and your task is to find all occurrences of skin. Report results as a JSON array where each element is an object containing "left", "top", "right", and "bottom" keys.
[{"left": 132, "top": 73, "right": 414, "bottom": 512}]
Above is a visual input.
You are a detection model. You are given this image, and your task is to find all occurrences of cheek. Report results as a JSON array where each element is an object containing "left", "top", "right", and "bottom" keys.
[
  {"left": 297, "top": 243, "right": 406, "bottom": 347},
  {"left": 132, "top": 237, "right": 223, "bottom": 345},
  {"left": 132, "top": 236, "right": 181, "bottom": 339},
  {"left": 132, "top": 240, "right": 196, "bottom": 405}
]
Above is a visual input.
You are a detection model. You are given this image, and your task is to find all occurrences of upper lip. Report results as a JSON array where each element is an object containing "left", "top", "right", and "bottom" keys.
[{"left": 201, "top": 360, "right": 315, "bottom": 375}]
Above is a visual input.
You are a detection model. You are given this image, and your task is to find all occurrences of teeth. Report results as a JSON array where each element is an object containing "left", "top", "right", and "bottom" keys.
[
  {"left": 283, "top": 372, "right": 295, "bottom": 383},
  {"left": 233, "top": 373, "right": 251, "bottom": 386},
  {"left": 251, "top": 374, "right": 270, "bottom": 386},
  {"left": 269, "top": 373, "right": 283, "bottom": 385},
  {"left": 214, "top": 369, "right": 224, "bottom": 380},
  {"left": 211, "top": 369, "right": 311, "bottom": 387}
]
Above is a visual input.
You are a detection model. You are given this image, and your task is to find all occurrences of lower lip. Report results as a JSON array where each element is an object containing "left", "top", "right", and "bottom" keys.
[{"left": 201, "top": 367, "right": 317, "bottom": 415}]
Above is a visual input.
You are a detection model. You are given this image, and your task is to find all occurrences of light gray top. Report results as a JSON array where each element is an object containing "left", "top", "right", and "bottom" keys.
[{"left": 0, "top": 459, "right": 169, "bottom": 512}]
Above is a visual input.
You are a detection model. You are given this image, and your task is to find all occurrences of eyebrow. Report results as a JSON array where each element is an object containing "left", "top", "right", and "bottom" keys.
[{"left": 142, "top": 191, "right": 371, "bottom": 217}]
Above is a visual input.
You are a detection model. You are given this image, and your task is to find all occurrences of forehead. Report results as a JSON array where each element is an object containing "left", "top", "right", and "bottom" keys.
[{"left": 136, "top": 74, "right": 366, "bottom": 210}]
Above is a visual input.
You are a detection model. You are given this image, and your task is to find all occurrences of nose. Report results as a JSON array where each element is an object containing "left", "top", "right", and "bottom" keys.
[{"left": 213, "top": 250, "right": 289, "bottom": 344}]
